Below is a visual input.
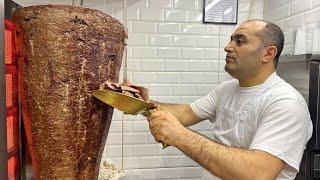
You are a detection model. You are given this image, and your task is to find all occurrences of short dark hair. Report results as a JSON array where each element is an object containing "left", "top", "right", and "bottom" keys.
[{"left": 248, "top": 19, "right": 284, "bottom": 68}]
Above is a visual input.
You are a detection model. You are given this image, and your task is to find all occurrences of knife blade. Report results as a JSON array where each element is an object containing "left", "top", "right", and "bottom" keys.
[{"left": 92, "top": 89, "right": 154, "bottom": 115}]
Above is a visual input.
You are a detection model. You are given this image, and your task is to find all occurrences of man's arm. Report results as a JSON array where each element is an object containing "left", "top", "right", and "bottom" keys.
[
  {"left": 150, "top": 101, "right": 204, "bottom": 127},
  {"left": 178, "top": 128, "right": 284, "bottom": 180},
  {"left": 147, "top": 110, "right": 285, "bottom": 180}
]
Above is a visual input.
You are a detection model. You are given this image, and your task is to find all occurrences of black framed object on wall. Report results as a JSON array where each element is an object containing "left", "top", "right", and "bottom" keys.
[{"left": 203, "top": 0, "right": 238, "bottom": 24}]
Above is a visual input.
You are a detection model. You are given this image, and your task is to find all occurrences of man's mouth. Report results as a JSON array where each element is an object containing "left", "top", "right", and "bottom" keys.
[{"left": 225, "top": 55, "right": 235, "bottom": 63}]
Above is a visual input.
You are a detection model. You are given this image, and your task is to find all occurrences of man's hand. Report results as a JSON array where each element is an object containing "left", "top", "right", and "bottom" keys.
[{"left": 147, "top": 108, "right": 188, "bottom": 146}]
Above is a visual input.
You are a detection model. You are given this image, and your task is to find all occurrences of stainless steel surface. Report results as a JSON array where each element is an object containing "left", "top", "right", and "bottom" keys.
[
  {"left": 277, "top": 54, "right": 310, "bottom": 103},
  {"left": 277, "top": 54, "right": 320, "bottom": 180},
  {"left": 0, "top": 0, "right": 8, "bottom": 179}
]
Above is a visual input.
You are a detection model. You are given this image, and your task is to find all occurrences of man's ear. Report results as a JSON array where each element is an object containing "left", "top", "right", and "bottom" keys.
[{"left": 262, "top": 46, "right": 277, "bottom": 64}]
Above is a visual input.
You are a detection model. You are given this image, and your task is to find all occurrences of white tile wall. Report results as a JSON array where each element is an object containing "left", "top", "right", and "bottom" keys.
[
  {"left": 14, "top": 0, "right": 263, "bottom": 178},
  {"left": 264, "top": 0, "right": 320, "bottom": 55}
]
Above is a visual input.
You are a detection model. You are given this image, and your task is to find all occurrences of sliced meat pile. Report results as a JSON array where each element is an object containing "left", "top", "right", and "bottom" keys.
[{"left": 100, "top": 81, "right": 144, "bottom": 100}]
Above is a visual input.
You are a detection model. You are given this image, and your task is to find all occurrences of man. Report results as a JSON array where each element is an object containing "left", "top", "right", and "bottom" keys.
[{"left": 146, "top": 19, "right": 313, "bottom": 179}]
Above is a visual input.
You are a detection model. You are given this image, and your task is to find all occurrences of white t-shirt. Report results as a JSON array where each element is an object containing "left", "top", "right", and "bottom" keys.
[{"left": 190, "top": 72, "right": 313, "bottom": 180}]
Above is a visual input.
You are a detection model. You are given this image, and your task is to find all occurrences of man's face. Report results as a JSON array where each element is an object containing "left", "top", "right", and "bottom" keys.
[{"left": 224, "top": 21, "right": 265, "bottom": 79}]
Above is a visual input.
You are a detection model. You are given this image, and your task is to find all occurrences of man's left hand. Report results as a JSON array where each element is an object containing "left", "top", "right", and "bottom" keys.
[{"left": 147, "top": 108, "right": 187, "bottom": 147}]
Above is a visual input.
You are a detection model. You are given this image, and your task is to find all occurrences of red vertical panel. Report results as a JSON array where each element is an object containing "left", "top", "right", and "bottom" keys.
[
  {"left": 6, "top": 116, "right": 14, "bottom": 150},
  {"left": 4, "top": 29, "right": 13, "bottom": 64},
  {"left": 5, "top": 74, "right": 13, "bottom": 107},
  {"left": 7, "top": 155, "right": 17, "bottom": 180},
  {"left": 5, "top": 19, "right": 19, "bottom": 180}
]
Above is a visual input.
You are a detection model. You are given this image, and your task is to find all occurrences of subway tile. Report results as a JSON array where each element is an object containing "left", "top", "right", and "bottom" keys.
[
  {"left": 268, "top": 0, "right": 285, "bottom": 10},
  {"left": 103, "top": 145, "right": 131, "bottom": 157},
  {"left": 149, "top": 84, "right": 172, "bottom": 95},
  {"left": 206, "top": 25, "right": 220, "bottom": 35},
  {"left": 263, "top": 10, "right": 274, "bottom": 22},
  {"left": 283, "top": 15, "right": 304, "bottom": 31},
  {"left": 187, "top": 10, "right": 203, "bottom": 22},
  {"left": 133, "top": 72, "right": 157, "bottom": 83},
  {"left": 158, "top": 23, "right": 181, "bottom": 34},
  {"left": 109, "top": 121, "right": 132, "bottom": 132},
  {"left": 149, "top": 0, "right": 172, "bottom": 8},
  {"left": 139, "top": 157, "right": 163, "bottom": 168},
  {"left": 164, "top": 60, "right": 188, "bottom": 72},
  {"left": 204, "top": 48, "right": 220, "bottom": 60},
  {"left": 195, "top": 84, "right": 217, "bottom": 95},
  {"left": 127, "top": 0, "right": 148, "bottom": 8},
  {"left": 282, "top": 44, "right": 295, "bottom": 55},
  {"left": 158, "top": 146, "right": 183, "bottom": 155},
  {"left": 106, "top": 133, "right": 122, "bottom": 145},
  {"left": 140, "top": 59, "right": 165, "bottom": 71},
  {"left": 197, "top": 0, "right": 203, "bottom": 9},
  {"left": 220, "top": 25, "right": 236, "bottom": 36},
  {"left": 180, "top": 96, "right": 201, "bottom": 103},
  {"left": 114, "top": 8, "right": 124, "bottom": 22},
  {"left": 196, "top": 36, "right": 219, "bottom": 48},
  {"left": 162, "top": 156, "right": 182, "bottom": 167},
  {"left": 157, "top": 72, "right": 180, "bottom": 83},
  {"left": 166, "top": 10, "right": 188, "bottom": 22},
  {"left": 273, "top": 4, "right": 290, "bottom": 20},
  {"left": 157, "top": 47, "right": 180, "bottom": 59},
  {"left": 181, "top": 48, "right": 204, "bottom": 59},
  {"left": 106, "top": 0, "right": 123, "bottom": 8},
  {"left": 290, "top": 0, "right": 312, "bottom": 15},
  {"left": 156, "top": 96, "right": 180, "bottom": 103},
  {"left": 127, "top": 6, "right": 140, "bottom": 20},
  {"left": 132, "top": 120, "right": 149, "bottom": 132},
  {"left": 126, "top": 59, "right": 140, "bottom": 71},
  {"left": 178, "top": 167, "right": 203, "bottom": 178},
  {"left": 132, "top": 21, "right": 157, "bottom": 33},
  {"left": 220, "top": 36, "right": 230, "bottom": 48},
  {"left": 133, "top": 47, "right": 157, "bottom": 58},
  {"left": 132, "top": 144, "right": 158, "bottom": 156},
  {"left": 172, "top": 84, "right": 195, "bottom": 95},
  {"left": 149, "top": 35, "right": 173, "bottom": 46},
  {"left": 128, "top": 34, "right": 148, "bottom": 46},
  {"left": 112, "top": 109, "right": 124, "bottom": 120},
  {"left": 132, "top": 169, "right": 156, "bottom": 179},
  {"left": 284, "top": 30, "right": 295, "bottom": 45},
  {"left": 140, "top": 8, "right": 165, "bottom": 21},
  {"left": 174, "top": 0, "right": 197, "bottom": 9},
  {"left": 173, "top": 36, "right": 196, "bottom": 47},
  {"left": 182, "top": 24, "right": 205, "bottom": 34},
  {"left": 312, "top": 0, "right": 320, "bottom": 8},
  {"left": 304, "top": 7, "right": 320, "bottom": 24},
  {"left": 180, "top": 72, "right": 219, "bottom": 83},
  {"left": 188, "top": 60, "right": 212, "bottom": 72},
  {"left": 124, "top": 133, "right": 148, "bottom": 144},
  {"left": 123, "top": 157, "right": 140, "bottom": 169},
  {"left": 219, "top": 72, "right": 233, "bottom": 83},
  {"left": 156, "top": 168, "right": 179, "bottom": 179}
]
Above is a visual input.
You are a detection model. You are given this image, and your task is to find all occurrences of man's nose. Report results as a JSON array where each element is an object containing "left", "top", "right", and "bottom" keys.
[{"left": 224, "top": 42, "right": 233, "bottom": 53}]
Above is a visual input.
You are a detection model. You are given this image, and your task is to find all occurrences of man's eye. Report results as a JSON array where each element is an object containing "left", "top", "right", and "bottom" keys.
[{"left": 236, "top": 39, "right": 244, "bottom": 45}]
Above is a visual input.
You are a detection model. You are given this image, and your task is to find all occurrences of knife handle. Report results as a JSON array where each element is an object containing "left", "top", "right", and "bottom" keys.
[
  {"left": 147, "top": 107, "right": 169, "bottom": 149},
  {"left": 161, "top": 142, "right": 168, "bottom": 149}
]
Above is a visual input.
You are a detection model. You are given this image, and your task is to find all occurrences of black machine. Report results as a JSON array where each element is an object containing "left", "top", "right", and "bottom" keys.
[{"left": 278, "top": 54, "right": 320, "bottom": 180}]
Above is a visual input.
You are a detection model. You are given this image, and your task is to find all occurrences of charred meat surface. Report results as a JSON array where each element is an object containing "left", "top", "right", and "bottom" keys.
[{"left": 14, "top": 5, "right": 126, "bottom": 180}]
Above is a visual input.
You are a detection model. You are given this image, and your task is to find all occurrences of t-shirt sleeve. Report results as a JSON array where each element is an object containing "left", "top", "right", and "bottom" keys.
[
  {"left": 250, "top": 99, "right": 313, "bottom": 171},
  {"left": 190, "top": 88, "right": 218, "bottom": 120}
]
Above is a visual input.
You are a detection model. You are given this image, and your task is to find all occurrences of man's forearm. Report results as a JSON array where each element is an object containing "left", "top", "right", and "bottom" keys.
[
  {"left": 176, "top": 128, "right": 282, "bottom": 180},
  {"left": 150, "top": 100, "right": 201, "bottom": 126}
]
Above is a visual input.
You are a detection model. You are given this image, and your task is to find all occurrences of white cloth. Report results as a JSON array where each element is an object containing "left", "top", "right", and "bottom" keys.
[{"left": 190, "top": 72, "right": 313, "bottom": 180}]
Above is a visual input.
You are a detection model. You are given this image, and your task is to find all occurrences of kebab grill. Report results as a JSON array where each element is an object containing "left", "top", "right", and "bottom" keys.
[{"left": 2, "top": 3, "right": 146, "bottom": 179}]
